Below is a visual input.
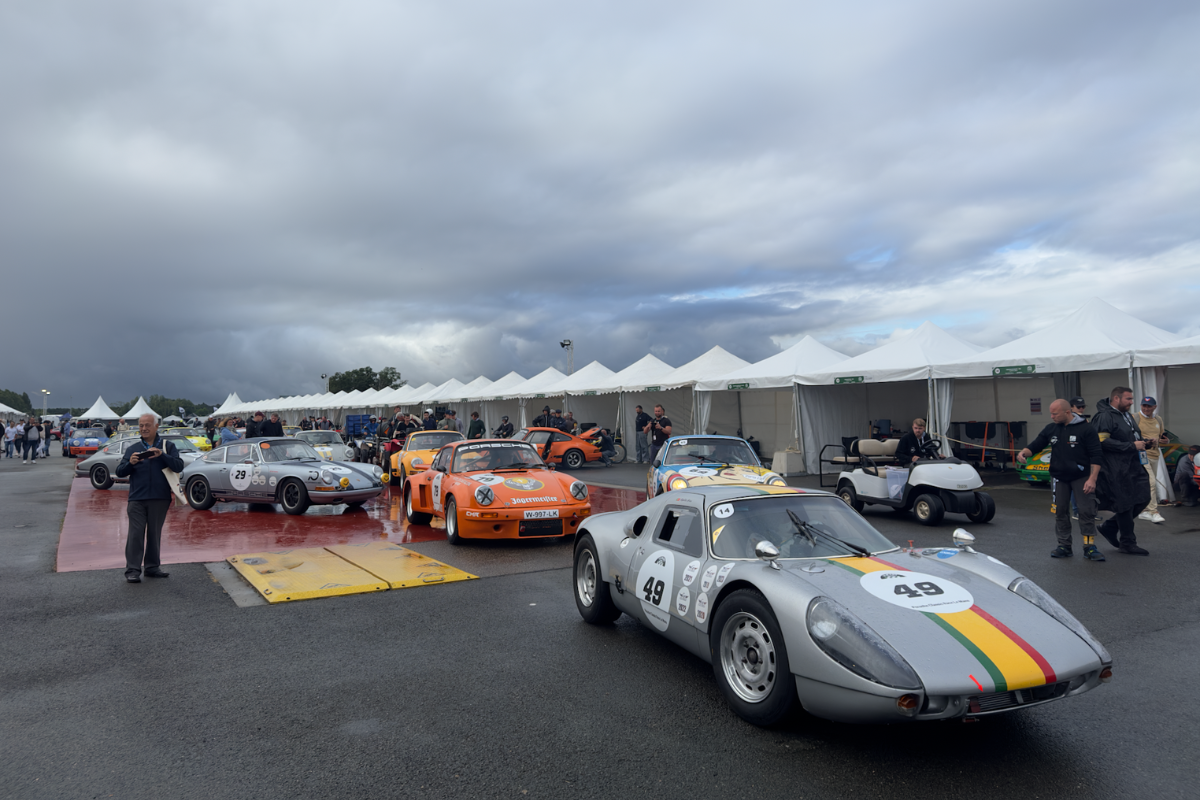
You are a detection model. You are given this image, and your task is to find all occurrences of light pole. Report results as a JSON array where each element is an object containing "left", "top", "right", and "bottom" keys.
[
  {"left": 321, "top": 373, "right": 328, "bottom": 393},
  {"left": 41, "top": 389, "right": 50, "bottom": 418},
  {"left": 559, "top": 340, "right": 574, "bottom": 375}
]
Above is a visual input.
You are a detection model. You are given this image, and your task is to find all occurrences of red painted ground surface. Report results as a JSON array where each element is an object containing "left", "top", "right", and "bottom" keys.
[{"left": 56, "top": 479, "right": 646, "bottom": 572}]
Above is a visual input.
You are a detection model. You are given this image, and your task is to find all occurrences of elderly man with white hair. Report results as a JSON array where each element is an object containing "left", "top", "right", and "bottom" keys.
[{"left": 115, "top": 413, "right": 184, "bottom": 583}]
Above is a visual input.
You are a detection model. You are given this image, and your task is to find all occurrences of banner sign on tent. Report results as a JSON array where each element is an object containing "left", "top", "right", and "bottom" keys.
[
  {"left": 644, "top": 386, "right": 661, "bottom": 392},
  {"left": 834, "top": 376, "right": 864, "bottom": 385},
  {"left": 993, "top": 365, "right": 1037, "bottom": 376},
  {"left": 584, "top": 391, "right": 596, "bottom": 396},
  {"left": 727, "top": 383, "right": 750, "bottom": 390},
  {"left": 535, "top": 394, "right": 546, "bottom": 398}
]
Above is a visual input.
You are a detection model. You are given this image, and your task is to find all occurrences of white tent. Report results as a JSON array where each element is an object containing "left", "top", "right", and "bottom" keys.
[
  {"left": 212, "top": 393, "right": 243, "bottom": 417},
  {"left": 79, "top": 395, "right": 120, "bottom": 420},
  {"left": 651, "top": 346, "right": 751, "bottom": 442},
  {"left": 541, "top": 361, "right": 617, "bottom": 432},
  {"left": 586, "top": 354, "right": 676, "bottom": 452},
  {"left": 471, "top": 372, "right": 527, "bottom": 433},
  {"left": 1134, "top": 331, "right": 1200, "bottom": 455},
  {"left": 448, "top": 376, "right": 495, "bottom": 421},
  {"left": 0, "top": 402, "right": 23, "bottom": 417},
  {"left": 1134, "top": 331, "right": 1200, "bottom": 368},
  {"left": 696, "top": 336, "right": 849, "bottom": 392},
  {"left": 124, "top": 397, "right": 160, "bottom": 420},
  {"left": 503, "top": 367, "right": 567, "bottom": 427},
  {"left": 795, "top": 322, "right": 985, "bottom": 473}
]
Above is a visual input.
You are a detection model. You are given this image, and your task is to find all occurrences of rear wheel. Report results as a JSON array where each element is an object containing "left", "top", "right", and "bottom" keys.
[
  {"left": 280, "top": 479, "right": 311, "bottom": 515},
  {"left": 90, "top": 464, "right": 114, "bottom": 490},
  {"left": 913, "top": 493, "right": 945, "bottom": 526},
  {"left": 837, "top": 483, "right": 863, "bottom": 512},
  {"left": 563, "top": 449, "right": 585, "bottom": 469},
  {"left": 710, "top": 589, "right": 796, "bottom": 726},
  {"left": 186, "top": 477, "right": 216, "bottom": 510},
  {"left": 967, "top": 492, "right": 996, "bottom": 523},
  {"left": 574, "top": 534, "right": 621, "bottom": 623},
  {"left": 405, "top": 484, "right": 431, "bottom": 524},
  {"left": 445, "top": 496, "right": 462, "bottom": 545}
]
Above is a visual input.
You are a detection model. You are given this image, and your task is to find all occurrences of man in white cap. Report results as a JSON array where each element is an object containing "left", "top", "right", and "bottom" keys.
[{"left": 1135, "top": 396, "right": 1169, "bottom": 523}]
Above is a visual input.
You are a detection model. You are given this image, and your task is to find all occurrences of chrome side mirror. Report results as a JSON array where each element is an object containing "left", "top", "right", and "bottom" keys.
[
  {"left": 952, "top": 528, "right": 977, "bottom": 552},
  {"left": 755, "top": 541, "right": 782, "bottom": 570}
]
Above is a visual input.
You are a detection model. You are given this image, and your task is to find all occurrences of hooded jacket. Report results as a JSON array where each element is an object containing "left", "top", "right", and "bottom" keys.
[
  {"left": 1091, "top": 397, "right": 1151, "bottom": 514},
  {"left": 1026, "top": 414, "right": 1101, "bottom": 482}
]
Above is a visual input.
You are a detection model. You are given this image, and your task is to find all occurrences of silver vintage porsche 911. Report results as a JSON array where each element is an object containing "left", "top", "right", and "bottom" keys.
[
  {"left": 180, "top": 437, "right": 385, "bottom": 515},
  {"left": 572, "top": 485, "right": 1112, "bottom": 725}
]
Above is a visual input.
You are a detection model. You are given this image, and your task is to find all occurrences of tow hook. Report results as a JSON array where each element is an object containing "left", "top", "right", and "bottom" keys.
[{"left": 614, "top": 575, "right": 624, "bottom": 594}]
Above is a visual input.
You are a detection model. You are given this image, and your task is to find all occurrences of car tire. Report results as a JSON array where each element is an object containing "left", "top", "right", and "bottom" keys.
[
  {"left": 390, "top": 464, "right": 406, "bottom": 487},
  {"left": 967, "top": 492, "right": 996, "bottom": 523},
  {"left": 186, "top": 477, "right": 216, "bottom": 510},
  {"left": 279, "top": 479, "right": 311, "bottom": 515},
  {"left": 710, "top": 589, "right": 796, "bottom": 726},
  {"left": 612, "top": 443, "right": 627, "bottom": 464},
  {"left": 405, "top": 484, "right": 431, "bottom": 524},
  {"left": 837, "top": 483, "right": 863, "bottom": 512},
  {"left": 913, "top": 493, "right": 945, "bottom": 526},
  {"left": 445, "top": 496, "right": 462, "bottom": 545},
  {"left": 574, "top": 534, "right": 621, "bottom": 624},
  {"left": 563, "top": 449, "right": 585, "bottom": 470},
  {"left": 90, "top": 464, "right": 114, "bottom": 490}
]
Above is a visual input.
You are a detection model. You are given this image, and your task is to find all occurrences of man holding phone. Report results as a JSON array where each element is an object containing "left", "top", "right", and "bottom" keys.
[{"left": 116, "top": 413, "right": 185, "bottom": 583}]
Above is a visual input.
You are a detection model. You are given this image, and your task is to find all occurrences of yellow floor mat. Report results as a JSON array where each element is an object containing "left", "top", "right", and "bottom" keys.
[
  {"left": 325, "top": 541, "right": 477, "bottom": 589},
  {"left": 227, "top": 548, "right": 388, "bottom": 603}
]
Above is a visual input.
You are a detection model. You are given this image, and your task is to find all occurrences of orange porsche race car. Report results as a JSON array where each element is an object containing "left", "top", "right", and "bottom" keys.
[
  {"left": 513, "top": 427, "right": 609, "bottom": 469},
  {"left": 403, "top": 439, "right": 592, "bottom": 544},
  {"left": 386, "top": 429, "right": 465, "bottom": 485}
]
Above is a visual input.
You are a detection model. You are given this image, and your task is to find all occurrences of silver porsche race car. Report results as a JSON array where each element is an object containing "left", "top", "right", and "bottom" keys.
[
  {"left": 180, "top": 437, "right": 385, "bottom": 515},
  {"left": 573, "top": 485, "right": 1112, "bottom": 725},
  {"left": 74, "top": 435, "right": 206, "bottom": 490}
]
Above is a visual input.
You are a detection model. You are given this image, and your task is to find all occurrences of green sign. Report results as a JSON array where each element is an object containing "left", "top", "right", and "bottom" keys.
[
  {"left": 727, "top": 382, "right": 750, "bottom": 390},
  {"left": 535, "top": 393, "right": 546, "bottom": 398},
  {"left": 834, "top": 376, "right": 864, "bottom": 385},
  {"left": 644, "top": 386, "right": 661, "bottom": 392},
  {"left": 584, "top": 391, "right": 596, "bottom": 396},
  {"left": 993, "top": 365, "right": 1036, "bottom": 376}
]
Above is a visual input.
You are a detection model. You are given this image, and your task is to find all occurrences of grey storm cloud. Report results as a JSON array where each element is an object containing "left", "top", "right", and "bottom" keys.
[{"left": 1, "top": 0, "right": 1198, "bottom": 406}]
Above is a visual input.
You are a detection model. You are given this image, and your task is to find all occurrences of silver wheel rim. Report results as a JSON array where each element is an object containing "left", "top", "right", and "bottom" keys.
[
  {"left": 720, "top": 611, "right": 778, "bottom": 704},
  {"left": 447, "top": 500, "right": 457, "bottom": 537},
  {"left": 576, "top": 548, "right": 597, "bottom": 607},
  {"left": 916, "top": 500, "right": 930, "bottom": 520},
  {"left": 405, "top": 490, "right": 413, "bottom": 518},
  {"left": 567, "top": 452, "right": 582, "bottom": 468},
  {"left": 839, "top": 490, "right": 852, "bottom": 506}
]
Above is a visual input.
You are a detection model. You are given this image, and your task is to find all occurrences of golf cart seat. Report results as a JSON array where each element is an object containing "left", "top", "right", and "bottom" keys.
[{"left": 854, "top": 438, "right": 900, "bottom": 475}]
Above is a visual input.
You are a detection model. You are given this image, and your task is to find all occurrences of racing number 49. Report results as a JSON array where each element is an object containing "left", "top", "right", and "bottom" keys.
[
  {"left": 643, "top": 577, "right": 665, "bottom": 604},
  {"left": 894, "top": 582, "right": 943, "bottom": 598}
]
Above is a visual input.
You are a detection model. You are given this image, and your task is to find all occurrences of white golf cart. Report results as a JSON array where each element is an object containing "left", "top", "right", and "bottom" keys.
[{"left": 822, "top": 437, "right": 996, "bottom": 526}]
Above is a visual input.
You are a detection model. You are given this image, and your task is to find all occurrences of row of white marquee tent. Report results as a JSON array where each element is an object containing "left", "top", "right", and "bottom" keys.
[{"left": 65, "top": 300, "right": 1200, "bottom": 475}]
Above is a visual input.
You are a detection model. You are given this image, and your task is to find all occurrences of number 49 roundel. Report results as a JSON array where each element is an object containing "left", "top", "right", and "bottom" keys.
[
  {"left": 859, "top": 570, "right": 974, "bottom": 614},
  {"left": 637, "top": 549, "right": 675, "bottom": 632}
]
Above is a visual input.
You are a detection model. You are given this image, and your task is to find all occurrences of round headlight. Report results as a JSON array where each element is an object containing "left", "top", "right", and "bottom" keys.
[
  {"left": 569, "top": 480, "right": 588, "bottom": 501},
  {"left": 371, "top": 465, "right": 383, "bottom": 478},
  {"left": 769, "top": 477, "right": 787, "bottom": 486},
  {"left": 475, "top": 486, "right": 495, "bottom": 505},
  {"left": 321, "top": 471, "right": 334, "bottom": 485},
  {"left": 411, "top": 457, "right": 424, "bottom": 465},
  {"left": 670, "top": 477, "right": 689, "bottom": 490}
]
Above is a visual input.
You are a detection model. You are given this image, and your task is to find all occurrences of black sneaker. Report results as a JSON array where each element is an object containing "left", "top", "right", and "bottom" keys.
[
  {"left": 1083, "top": 545, "right": 1106, "bottom": 561},
  {"left": 1096, "top": 523, "right": 1120, "bottom": 549},
  {"left": 1117, "top": 544, "right": 1149, "bottom": 556},
  {"left": 1050, "top": 546, "right": 1073, "bottom": 558}
]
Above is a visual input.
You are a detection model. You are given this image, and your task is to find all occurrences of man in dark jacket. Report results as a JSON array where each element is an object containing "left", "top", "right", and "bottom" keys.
[
  {"left": 895, "top": 418, "right": 944, "bottom": 464},
  {"left": 115, "top": 414, "right": 185, "bottom": 583},
  {"left": 532, "top": 405, "right": 553, "bottom": 428},
  {"left": 422, "top": 410, "right": 437, "bottom": 430},
  {"left": 1018, "top": 399, "right": 1103, "bottom": 560},
  {"left": 494, "top": 416, "right": 514, "bottom": 438},
  {"left": 596, "top": 428, "right": 617, "bottom": 467},
  {"left": 467, "top": 412, "right": 486, "bottom": 439},
  {"left": 1091, "top": 386, "right": 1151, "bottom": 555},
  {"left": 245, "top": 411, "right": 263, "bottom": 439},
  {"left": 259, "top": 412, "right": 284, "bottom": 437}
]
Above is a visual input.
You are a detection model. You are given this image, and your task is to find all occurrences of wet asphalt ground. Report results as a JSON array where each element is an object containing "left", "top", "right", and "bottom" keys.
[{"left": 2, "top": 454, "right": 1197, "bottom": 799}]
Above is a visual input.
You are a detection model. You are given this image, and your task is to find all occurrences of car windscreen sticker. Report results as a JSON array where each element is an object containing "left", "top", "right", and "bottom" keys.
[
  {"left": 712, "top": 503, "right": 734, "bottom": 519},
  {"left": 935, "top": 549, "right": 958, "bottom": 559},
  {"left": 504, "top": 477, "right": 545, "bottom": 491},
  {"left": 700, "top": 564, "right": 718, "bottom": 592},
  {"left": 715, "top": 562, "right": 735, "bottom": 587},
  {"left": 860, "top": 571, "right": 973, "bottom": 614},
  {"left": 472, "top": 474, "right": 505, "bottom": 485},
  {"left": 679, "top": 466, "right": 717, "bottom": 477},
  {"left": 677, "top": 439, "right": 687, "bottom": 446},
  {"left": 230, "top": 465, "right": 253, "bottom": 492},
  {"left": 675, "top": 587, "right": 691, "bottom": 616},
  {"left": 711, "top": 524, "right": 726, "bottom": 545},
  {"left": 260, "top": 442, "right": 271, "bottom": 448},
  {"left": 682, "top": 560, "right": 701, "bottom": 586},
  {"left": 695, "top": 592, "right": 710, "bottom": 624},
  {"left": 636, "top": 549, "right": 674, "bottom": 632}
]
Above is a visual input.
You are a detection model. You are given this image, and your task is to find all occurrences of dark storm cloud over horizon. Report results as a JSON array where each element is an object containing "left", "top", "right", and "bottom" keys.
[{"left": 2, "top": 0, "right": 1198, "bottom": 406}]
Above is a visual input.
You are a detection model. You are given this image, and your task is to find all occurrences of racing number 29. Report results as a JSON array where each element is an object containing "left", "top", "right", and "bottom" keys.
[
  {"left": 894, "top": 582, "right": 943, "bottom": 598},
  {"left": 233, "top": 468, "right": 247, "bottom": 480},
  {"left": 643, "top": 577, "right": 665, "bottom": 605}
]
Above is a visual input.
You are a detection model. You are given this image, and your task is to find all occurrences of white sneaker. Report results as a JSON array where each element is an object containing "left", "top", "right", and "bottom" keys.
[
  {"left": 22, "top": 460, "right": 27, "bottom": 464},
  {"left": 1138, "top": 511, "right": 1154, "bottom": 522},
  {"left": 1150, "top": 512, "right": 1166, "bottom": 524}
]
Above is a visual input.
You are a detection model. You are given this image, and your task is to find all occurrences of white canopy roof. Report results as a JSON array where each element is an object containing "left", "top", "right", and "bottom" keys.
[
  {"left": 1, "top": 402, "right": 25, "bottom": 415},
  {"left": 212, "top": 393, "right": 243, "bottom": 416},
  {"left": 388, "top": 382, "right": 436, "bottom": 407},
  {"left": 425, "top": 378, "right": 467, "bottom": 404},
  {"left": 79, "top": 395, "right": 120, "bottom": 419},
  {"left": 124, "top": 397, "right": 159, "bottom": 420},
  {"left": 1134, "top": 331, "right": 1200, "bottom": 367},
  {"left": 468, "top": 371, "right": 526, "bottom": 401},
  {"left": 696, "top": 336, "right": 849, "bottom": 391},
  {"left": 937, "top": 298, "right": 1180, "bottom": 378},
  {"left": 590, "top": 354, "right": 675, "bottom": 394},
  {"left": 454, "top": 376, "right": 495, "bottom": 401},
  {"left": 506, "top": 367, "right": 568, "bottom": 399},
  {"left": 542, "top": 361, "right": 616, "bottom": 396},
  {"left": 658, "top": 346, "right": 750, "bottom": 390},
  {"left": 800, "top": 321, "right": 984, "bottom": 384}
]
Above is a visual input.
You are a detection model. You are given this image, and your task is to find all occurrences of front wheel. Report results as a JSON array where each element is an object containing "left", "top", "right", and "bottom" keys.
[
  {"left": 574, "top": 534, "right": 621, "bottom": 623},
  {"left": 966, "top": 492, "right": 996, "bottom": 523},
  {"left": 405, "top": 485, "right": 431, "bottom": 524},
  {"left": 186, "top": 477, "right": 216, "bottom": 510},
  {"left": 612, "top": 443, "right": 627, "bottom": 464},
  {"left": 279, "top": 479, "right": 311, "bottom": 515},
  {"left": 837, "top": 483, "right": 863, "bottom": 512},
  {"left": 90, "top": 464, "right": 113, "bottom": 490},
  {"left": 710, "top": 589, "right": 796, "bottom": 726},
  {"left": 913, "top": 493, "right": 945, "bottom": 526},
  {"left": 445, "top": 496, "right": 462, "bottom": 545},
  {"left": 563, "top": 449, "right": 585, "bottom": 469}
]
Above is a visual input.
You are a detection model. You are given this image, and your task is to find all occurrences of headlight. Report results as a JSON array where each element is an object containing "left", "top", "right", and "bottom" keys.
[
  {"left": 412, "top": 457, "right": 424, "bottom": 465},
  {"left": 806, "top": 597, "right": 922, "bottom": 689},
  {"left": 669, "top": 477, "right": 689, "bottom": 490},
  {"left": 1009, "top": 578, "right": 1111, "bottom": 663},
  {"left": 371, "top": 465, "right": 383, "bottom": 478},
  {"left": 570, "top": 480, "right": 588, "bottom": 500},
  {"left": 769, "top": 476, "right": 787, "bottom": 486},
  {"left": 321, "top": 471, "right": 334, "bottom": 485},
  {"left": 475, "top": 486, "right": 495, "bottom": 505}
]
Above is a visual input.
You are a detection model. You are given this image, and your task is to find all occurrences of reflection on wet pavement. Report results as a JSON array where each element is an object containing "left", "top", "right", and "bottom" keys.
[{"left": 56, "top": 479, "right": 645, "bottom": 572}]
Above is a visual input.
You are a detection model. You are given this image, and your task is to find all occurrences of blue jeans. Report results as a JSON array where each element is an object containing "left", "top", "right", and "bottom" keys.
[
  {"left": 4, "top": 439, "right": 12, "bottom": 457},
  {"left": 23, "top": 440, "right": 39, "bottom": 460}
]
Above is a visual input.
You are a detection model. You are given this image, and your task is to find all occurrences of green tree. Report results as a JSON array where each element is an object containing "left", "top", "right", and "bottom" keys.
[
  {"left": 329, "top": 367, "right": 377, "bottom": 393},
  {"left": 0, "top": 389, "right": 33, "bottom": 414},
  {"left": 374, "top": 367, "right": 406, "bottom": 391}
]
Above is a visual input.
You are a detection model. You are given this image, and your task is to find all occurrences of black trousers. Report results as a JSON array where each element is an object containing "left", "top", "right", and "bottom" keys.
[
  {"left": 126, "top": 499, "right": 170, "bottom": 575},
  {"left": 1098, "top": 501, "right": 1147, "bottom": 548}
]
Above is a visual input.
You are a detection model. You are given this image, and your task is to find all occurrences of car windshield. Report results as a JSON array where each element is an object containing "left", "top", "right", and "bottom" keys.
[
  {"left": 171, "top": 428, "right": 205, "bottom": 436},
  {"left": 258, "top": 440, "right": 323, "bottom": 462},
  {"left": 452, "top": 441, "right": 545, "bottom": 472},
  {"left": 76, "top": 430, "right": 105, "bottom": 438},
  {"left": 164, "top": 437, "right": 200, "bottom": 452},
  {"left": 710, "top": 495, "right": 896, "bottom": 560},
  {"left": 296, "top": 431, "right": 342, "bottom": 445},
  {"left": 665, "top": 438, "right": 758, "bottom": 466},
  {"left": 408, "top": 431, "right": 463, "bottom": 450}
]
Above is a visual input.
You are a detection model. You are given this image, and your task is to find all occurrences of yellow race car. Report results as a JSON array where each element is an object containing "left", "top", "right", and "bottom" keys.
[
  {"left": 387, "top": 429, "right": 465, "bottom": 485},
  {"left": 162, "top": 427, "right": 212, "bottom": 452}
]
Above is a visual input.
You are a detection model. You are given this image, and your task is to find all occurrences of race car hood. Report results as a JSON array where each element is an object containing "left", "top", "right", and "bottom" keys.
[
  {"left": 663, "top": 464, "right": 781, "bottom": 487},
  {"left": 276, "top": 460, "right": 380, "bottom": 489},
  {"left": 463, "top": 470, "right": 581, "bottom": 507},
  {"left": 403, "top": 448, "right": 439, "bottom": 467},
  {"left": 786, "top": 553, "right": 1102, "bottom": 695}
]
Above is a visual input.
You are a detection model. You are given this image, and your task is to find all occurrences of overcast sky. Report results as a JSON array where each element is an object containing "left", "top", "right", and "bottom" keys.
[{"left": 2, "top": 0, "right": 1198, "bottom": 407}]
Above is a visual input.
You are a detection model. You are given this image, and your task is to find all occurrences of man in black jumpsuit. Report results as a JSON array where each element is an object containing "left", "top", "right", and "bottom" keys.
[
  {"left": 895, "top": 418, "right": 943, "bottom": 464},
  {"left": 1091, "top": 387, "right": 1151, "bottom": 555}
]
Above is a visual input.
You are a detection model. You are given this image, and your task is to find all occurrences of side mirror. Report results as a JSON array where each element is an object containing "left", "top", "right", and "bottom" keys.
[
  {"left": 755, "top": 541, "right": 782, "bottom": 570},
  {"left": 435, "top": 466, "right": 447, "bottom": 473},
  {"left": 548, "top": 463, "right": 556, "bottom": 471},
  {"left": 952, "top": 528, "right": 976, "bottom": 552}
]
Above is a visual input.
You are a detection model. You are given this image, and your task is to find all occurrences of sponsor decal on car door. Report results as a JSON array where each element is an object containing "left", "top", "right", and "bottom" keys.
[{"left": 432, "top": 471, "right": 445, "bottom": 512}]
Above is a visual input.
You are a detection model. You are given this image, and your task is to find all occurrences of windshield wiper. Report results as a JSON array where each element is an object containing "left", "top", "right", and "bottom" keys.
[
  {"left": 689, "top": 454, "right": 731, "bottom": 468},
  {"left": 492, "top": 466, "right": 530, "bottom": 472},
  {"left": 786, "top": 509, "right": 870, "bottom": 557}
]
